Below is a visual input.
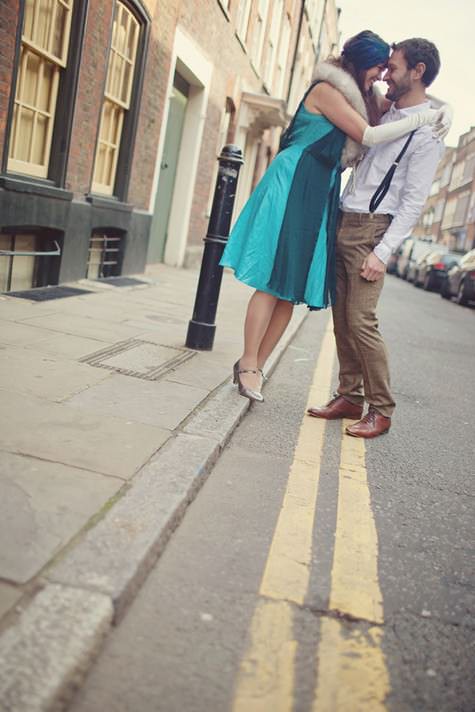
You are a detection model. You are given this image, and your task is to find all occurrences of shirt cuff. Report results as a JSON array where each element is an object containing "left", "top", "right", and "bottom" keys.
[{"left": 373, "top": 242, "right": 392, "bottom": 265}]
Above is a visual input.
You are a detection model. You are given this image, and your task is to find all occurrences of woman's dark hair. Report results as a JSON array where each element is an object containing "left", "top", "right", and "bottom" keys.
[{"left": 391, "top": 38, "right": 440, "bottom": 86}]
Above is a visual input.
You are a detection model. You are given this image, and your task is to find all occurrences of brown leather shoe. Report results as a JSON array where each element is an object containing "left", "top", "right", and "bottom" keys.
[
  {"left": 345, "top": 407, "right": 391, "bottom": 438},
  {"left": 307, "top": 395, "right": 363, "bottom": 420}
]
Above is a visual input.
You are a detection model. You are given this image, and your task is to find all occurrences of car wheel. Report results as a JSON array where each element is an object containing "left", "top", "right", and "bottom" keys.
[
  {"left": 456, "top": 280, "right": 469, "bottom": 306},
  {"left": 440, "top": 279, "right": 451, "bottom": 299}
]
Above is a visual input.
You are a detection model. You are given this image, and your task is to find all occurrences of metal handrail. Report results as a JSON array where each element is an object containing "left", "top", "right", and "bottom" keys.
[{"left": 0, "top": 240, "right": 61, "bottom": 257}]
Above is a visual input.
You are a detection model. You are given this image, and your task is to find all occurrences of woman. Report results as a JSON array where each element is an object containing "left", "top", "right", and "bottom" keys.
[{"left": 220, "top": 31, "right": 441, "bottom": 402}]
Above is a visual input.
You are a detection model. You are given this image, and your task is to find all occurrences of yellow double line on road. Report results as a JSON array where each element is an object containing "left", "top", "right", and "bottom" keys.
[{"left": 232, "top": 317, "right": 389, "bottom": 712}]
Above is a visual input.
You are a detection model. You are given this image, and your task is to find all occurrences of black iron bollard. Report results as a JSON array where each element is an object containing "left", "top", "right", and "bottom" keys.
[{"left": 186, "top": 144, "right": 244, "bottom": 350}]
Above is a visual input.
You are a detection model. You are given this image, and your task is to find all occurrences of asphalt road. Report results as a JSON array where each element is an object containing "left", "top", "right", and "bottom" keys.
[{"left": 69, "top": 275, "right": 475, "bottom": 712}]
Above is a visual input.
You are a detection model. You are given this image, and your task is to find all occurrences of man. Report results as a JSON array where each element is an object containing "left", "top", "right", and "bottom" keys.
[{"left": 308, "top": 38, "right": 447, "bottom": 438}]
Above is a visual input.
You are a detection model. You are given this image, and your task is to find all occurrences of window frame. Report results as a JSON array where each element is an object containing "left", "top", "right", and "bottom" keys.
[
  {"left": 235, "top": 0, "right": 252, "bottom": 46},
  {"left": 90, "top": 0, "right": 150, "bottom": 201},
  {"left": 2, "top": 0, "right": 88, "bottom": 187},
  {"left": 0, "top": 228, "right": 63, "bottom": 292},
  {"left": 249, "top": 0, "right": 269, "bottom": 71}
]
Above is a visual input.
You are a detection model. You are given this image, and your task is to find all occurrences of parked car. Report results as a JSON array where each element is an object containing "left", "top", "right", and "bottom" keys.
[
  {"left": 414, "top": 250, "right": 460, "bottom": 291},
  {"left": 396, "top": 238, "right": 436, "bottom": 280},
  {"left": 387, "top": 242, "right": 404, "bottom": 275},
  {"left": 440, "top": 248, "right": 475, "bottom": 305},
  {"left": 407, "top": 249, "right": 433, "bottom": 283}
]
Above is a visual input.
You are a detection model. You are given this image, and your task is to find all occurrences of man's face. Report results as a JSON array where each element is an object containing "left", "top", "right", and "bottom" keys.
[{"left": 384, "top": 49, "right": 413, "bottom": 101}]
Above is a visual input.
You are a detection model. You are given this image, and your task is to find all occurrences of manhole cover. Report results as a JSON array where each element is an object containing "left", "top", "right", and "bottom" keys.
[
  {"left": 6, "top": 286, "right": 93, "bottom": 301},
  {"left": 80, "top": 339, "right": 195, "bottom": 380}
]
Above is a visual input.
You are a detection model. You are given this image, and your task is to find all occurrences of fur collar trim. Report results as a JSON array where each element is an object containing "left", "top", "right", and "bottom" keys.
[{"left": 313, "top": 61, "right": 368, "bottom": 168}]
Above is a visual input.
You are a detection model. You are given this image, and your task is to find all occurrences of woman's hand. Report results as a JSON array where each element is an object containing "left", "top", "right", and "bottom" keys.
[{"left": 432, "top": 105, "right": 453, "bottom": 140}]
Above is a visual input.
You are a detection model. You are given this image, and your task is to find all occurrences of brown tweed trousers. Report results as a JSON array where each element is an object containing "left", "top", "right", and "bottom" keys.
[{"left": 332, "top": 211, "right": 396, "bottom": 418}]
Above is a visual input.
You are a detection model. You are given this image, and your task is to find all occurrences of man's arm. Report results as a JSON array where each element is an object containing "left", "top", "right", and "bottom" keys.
[{"left": 362, "top": 134, "right": 443, "bottom": 281}]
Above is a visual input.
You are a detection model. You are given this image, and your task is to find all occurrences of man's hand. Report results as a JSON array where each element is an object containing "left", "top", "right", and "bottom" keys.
[{"left": 361, "top": 252, "right": 386, "bottom": 281}]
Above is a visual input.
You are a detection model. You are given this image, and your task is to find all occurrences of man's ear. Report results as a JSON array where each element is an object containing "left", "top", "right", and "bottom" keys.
[{"left": 413, "top": 61, "right": 427, "bottom": 82}]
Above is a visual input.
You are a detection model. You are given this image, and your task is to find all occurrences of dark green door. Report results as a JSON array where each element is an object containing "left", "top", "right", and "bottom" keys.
[{"left": 147, "top": 72, "right": 190, "bottom": 263}]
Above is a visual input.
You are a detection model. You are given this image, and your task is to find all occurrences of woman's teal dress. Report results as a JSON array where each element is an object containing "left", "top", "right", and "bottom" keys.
[{"left": 219, "top": 101, "right": 346, "bottom": 310}]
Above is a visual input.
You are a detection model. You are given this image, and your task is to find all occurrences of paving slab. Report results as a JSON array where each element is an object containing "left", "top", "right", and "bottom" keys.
[
  {"left": 0, "top": 584, "right": 113, "bottom": 712},
  {"left": 66, "top": 372, "right": 209, "bottom": 429},
  {"left": 22, "top": 333, "right": 116, "bottom": 360},
  {"left": 0, "top": 299, "right": 58, "bottom": 321},
  {"left": 0, "top": 452, "right": 123, "bottom": 584},
  {"left": 0, "top": 347, "right": 110, "bottom": 402},
  {"left": 165, "top": 356, "right": 231, "bottom": 391},
  {"left": 0, "top": 319, "right": 51, "bottom": 346},
  {"left": 0, "top": 390, "right": 169, "bottom": 478},
  {"left": 19, "top": 313, "right": 143, "bottom": 343},
  {"left": 130, "top": 323, "right": 193, "bottom": 348},
  {"left": 39, "top": 299, "right": 154, "bottom": 323}
]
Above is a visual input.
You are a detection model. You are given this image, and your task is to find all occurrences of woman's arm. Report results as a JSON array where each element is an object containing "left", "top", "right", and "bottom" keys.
[
  {"left": 304, "top": 83, "right": 367, "bottom": 141},
  {"left": 305, "top": 83, "right": 440, "bottom": 147}
]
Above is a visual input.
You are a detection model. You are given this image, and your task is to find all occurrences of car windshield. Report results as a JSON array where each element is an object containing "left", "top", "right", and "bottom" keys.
[{"left": 441, "top": 253, "right": 461, "bottom": 265}]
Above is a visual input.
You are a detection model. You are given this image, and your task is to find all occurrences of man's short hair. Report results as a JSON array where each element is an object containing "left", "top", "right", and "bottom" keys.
[{"left": 391, "top": 38, "right": 441, "bottom": 86}]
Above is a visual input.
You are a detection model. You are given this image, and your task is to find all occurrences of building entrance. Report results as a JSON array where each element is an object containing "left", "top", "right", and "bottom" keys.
[{"left": 147, "top": 72, "right": 190, "bottom": 263}]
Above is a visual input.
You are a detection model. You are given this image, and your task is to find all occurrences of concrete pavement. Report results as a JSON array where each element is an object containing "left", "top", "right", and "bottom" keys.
[{"left": 0, "top": 264, "right": 307, "bottom": 712}]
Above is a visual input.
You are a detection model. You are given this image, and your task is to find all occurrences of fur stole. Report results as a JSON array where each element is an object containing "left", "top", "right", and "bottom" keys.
[{"left": 312, "top": 61, "right": 368, "bottom": 168}]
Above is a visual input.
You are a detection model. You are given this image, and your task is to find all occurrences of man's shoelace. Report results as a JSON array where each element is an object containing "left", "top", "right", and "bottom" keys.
[{"left": 360, "top": 408, "right": 377, "bottom": 424}]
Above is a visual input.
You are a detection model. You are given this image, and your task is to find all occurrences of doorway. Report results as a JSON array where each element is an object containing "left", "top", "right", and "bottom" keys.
[{"left": 147, "top": 72, "right": 190, "bottom": 263}]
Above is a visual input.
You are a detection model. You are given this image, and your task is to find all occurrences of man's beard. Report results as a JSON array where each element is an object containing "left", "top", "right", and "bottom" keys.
[{"left": 386, "top": 74, "right": 412, "bottom": 101}]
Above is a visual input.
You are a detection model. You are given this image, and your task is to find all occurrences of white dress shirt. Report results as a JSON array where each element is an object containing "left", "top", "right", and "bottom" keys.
[{"left": 340, "top": 101, "right": 444, "bottom": 264}]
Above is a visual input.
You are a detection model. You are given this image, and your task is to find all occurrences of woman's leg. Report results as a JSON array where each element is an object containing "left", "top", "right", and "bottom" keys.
[
  {"left": 257, "top": 299, "right": 294, "bottom": 370},
  {"left": 239, "top": 290, "right": 279, "bottom": 391}
]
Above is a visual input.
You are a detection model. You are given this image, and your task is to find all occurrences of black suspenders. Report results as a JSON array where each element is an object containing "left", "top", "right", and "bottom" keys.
[{"left": 369, "top": 130, "right": 416, "bottom": 213}]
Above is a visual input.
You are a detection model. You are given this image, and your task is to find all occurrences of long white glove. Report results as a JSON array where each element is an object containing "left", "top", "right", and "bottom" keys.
[
  {"left": 362, "top": 109, "right": 439, "bottom": 147},
  {"left": 432, "top": 104, "right": 453, "bottom": 140}
]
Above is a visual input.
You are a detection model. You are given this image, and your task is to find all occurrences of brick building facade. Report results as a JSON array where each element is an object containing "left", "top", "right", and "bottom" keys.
[
  {"left": 0, "top": 0, "right": 340, "bottom": 292},
  {"left": 412, "top": 147, "right": 455, "bottom": 241},
  {"left": 414, "top": 127, "right": 475, "bottom": 252},
  {"left": 439, "top": 127, "right": 475, "bottom": 252}
]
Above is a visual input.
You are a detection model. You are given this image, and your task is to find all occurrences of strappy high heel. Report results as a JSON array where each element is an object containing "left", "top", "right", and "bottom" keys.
[{"left": 232, "top": 360, "right": 264, "bottom": 402}]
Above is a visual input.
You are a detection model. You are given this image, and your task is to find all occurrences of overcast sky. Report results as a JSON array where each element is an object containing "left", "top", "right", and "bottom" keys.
[{"left": 336, "top": 0, "right": 475, "bottom": 147}]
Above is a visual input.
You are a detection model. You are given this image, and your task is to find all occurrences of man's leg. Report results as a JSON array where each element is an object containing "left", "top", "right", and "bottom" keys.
[
  {"left": 332, "top": 248, "right": 365, "bottom": 407},
  {"left": 336, "top": 213, "right": 395, "bottom": 428},
  {"left": 344, "top": 267, "right": 395, "bottom": 418},
  {"left": 307, "top": 218, "right": 364, "bottom": 420}
]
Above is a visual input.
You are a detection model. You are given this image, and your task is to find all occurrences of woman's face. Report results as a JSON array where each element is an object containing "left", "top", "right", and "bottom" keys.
[{"left": 363, "top": 64, "right": 386, "bottom": 93}]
